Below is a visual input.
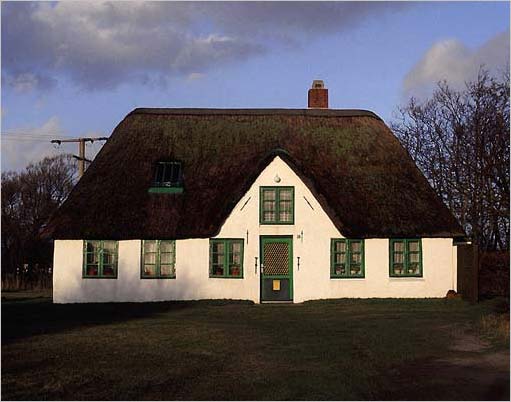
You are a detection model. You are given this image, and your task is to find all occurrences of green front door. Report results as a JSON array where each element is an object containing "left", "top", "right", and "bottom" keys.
[{"left": 260, "top": 236, "right": 293, "bottom": 302}]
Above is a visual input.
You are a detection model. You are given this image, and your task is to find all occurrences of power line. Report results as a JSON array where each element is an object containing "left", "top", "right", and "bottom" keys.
[{"left": 50, "top": 137, "right": 109, "bottom": 177}]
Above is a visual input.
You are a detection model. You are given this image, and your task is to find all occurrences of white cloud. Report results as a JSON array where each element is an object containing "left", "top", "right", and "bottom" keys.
[
  {"left": 187, "top": 72, "right": 205, "bottom": 81},
  {"left": 2, "top": 2, "right": 409, "bottom": 91},
  {"left": 403, "top": 30, "right": 510, "bottom": 98},
  {"left": 1, "top": 117, "right": 105, "bottom": 172}
]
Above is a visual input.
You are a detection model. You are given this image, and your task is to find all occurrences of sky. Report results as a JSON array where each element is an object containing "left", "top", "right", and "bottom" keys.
[{"left": 1, "top": 1, "right": 509, "bottom": 172}]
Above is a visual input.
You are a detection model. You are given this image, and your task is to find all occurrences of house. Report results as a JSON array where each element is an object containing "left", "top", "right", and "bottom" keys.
[{"left": 48, "top": 80, "right": 465, "bottom": 303}]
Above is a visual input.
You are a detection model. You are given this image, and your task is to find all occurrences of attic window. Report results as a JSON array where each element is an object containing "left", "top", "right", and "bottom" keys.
[{"left": 149, "top": 161, "right": 183, "bottom": 194}]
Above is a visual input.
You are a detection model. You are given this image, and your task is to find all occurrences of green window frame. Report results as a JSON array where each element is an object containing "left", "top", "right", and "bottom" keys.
[
  {"left": 389, "top": 239, "right": 423, "bottom": 277},
  {"left": 330, "top": 239, "right": 365, "bottom": 278},
  {"left": 148, "top": 161, "right": 184, "bottom": 193},
  {"left": 259, "top": 186, "right": 295, "bottom": 225},
  {"left": 141, "top": 240, "right": 176, "bottom": 279},
  {"left": 209, "top": 239, "right": 244, "bottom": 278},
  {"left": 83, "top": 240, "right": 118, "bottom": 278}
]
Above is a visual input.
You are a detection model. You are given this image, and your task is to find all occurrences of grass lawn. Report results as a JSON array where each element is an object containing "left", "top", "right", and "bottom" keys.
[{"left": 2, "top": 291, "right": 509, "bottom": 400}]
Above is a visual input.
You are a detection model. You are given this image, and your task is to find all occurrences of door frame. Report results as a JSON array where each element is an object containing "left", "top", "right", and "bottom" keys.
[{"left": 259, "top": 235, "right": 293, "bottom": 302}]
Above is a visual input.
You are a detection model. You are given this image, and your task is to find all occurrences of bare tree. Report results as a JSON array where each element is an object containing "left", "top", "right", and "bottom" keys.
[
  {"left": 392, "top": 68, "right": 510, "bottom": 250},
  {"left": 1, "top": 154, "right": 77, "bottom": 289}
]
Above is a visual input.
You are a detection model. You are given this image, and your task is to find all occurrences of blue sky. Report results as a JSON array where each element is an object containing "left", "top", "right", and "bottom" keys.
[{"left": 2, "top": 1, "right": 509, "bottom": 171}]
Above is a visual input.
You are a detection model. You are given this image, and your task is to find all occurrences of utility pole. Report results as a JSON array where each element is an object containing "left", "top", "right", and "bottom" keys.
[{"left": 51, "top": 137, "right": 108, "bottom": 177}]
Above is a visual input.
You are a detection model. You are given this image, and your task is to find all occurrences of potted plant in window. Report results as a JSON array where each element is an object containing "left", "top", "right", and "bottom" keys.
[{"left": 231, "top": 266, "right": 240, "bottom": 276}]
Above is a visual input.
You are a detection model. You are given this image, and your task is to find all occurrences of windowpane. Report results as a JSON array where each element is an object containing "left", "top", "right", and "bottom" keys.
[
  {"left": 279, "top": 210, "right": 292, "bottom": 222},
  {"left": 103, "top": 252, "right": 114, "bottom": 265},
  {"left": 335, "top": 241, "right": 346, "bottom": 253},
  {"left": 143, "top": 265, "right": 156, "bottom": 276},
  {"left": 263, "top": 189, "right": 276, "bottom": 201},
  {"left": 86, "top": 253, "right": 98, "bottom": 264},
  {"left": 409, "top": 253, "right": 419, "bottom": 263},
  {"left": 393, "top": 241, "right": 404, "bottom": 252},
  {"left": 263, "top": 212, "right": 275, "bottom": 221},
  {"left": 86, "top": 265, "right": 99, "bottom": 276},
  {"left": 160, "top": 253, "right": 174, "bottom": 265},
  {"left": 350, "top": 265, "right": 361, "bottom": 275},
  {"left": 212, "top": 264, "right": 224, "bottom": 276},
  {"left": 279, "top": 189, "right": 292, "bottom": 201},
  {"left": 145, "top": 253, "right": 157, "bottom": 264},
  {"left": 102, "top": 265, "right": 115, "bottom": 276},
  {"left": 351, "top": 253, "right": 361, "bottom": 265},
  {"left": 393, "top": 263, "right": 404, "bottom": 274},
  {"left": 351, "top": 241, "right": 361, "bottom": 253},
  {"left": 103, "top": 241, "right": 116, "bottom": 253},
  {"left": 160, "top": 264, "right": 175, "bottom": 277},
  {"left": 144, "top": 240, "right": 157, "bottom": 253},
  {"left": 160, "top": 241, "right": 174, "bottom": 253},
  {"left": 394, "top": 253, "right": 404, "bottom": 264},
  {"left": 409, "top": 241, "right": 419, "bottom": 252},
  {"left": 408, "top": 263, "right": 420, "bottom": 274},
  {"left": 335, "top": 253, "right": 346, "bottom": 264},
  {"left": 87, "top": 241, "right": 100, "bottom": 253},
  {"left": 231, "top": 242, "right": 241, "bottom": 254},
  {"left": 334, "top": 264, "right": 346, "bottom": 276},
  {"left": 212, "top": 242, "right": 224, "bottom": 254},
  {"left": 229, "top": 264, "right": 241, "bottom": 277}
]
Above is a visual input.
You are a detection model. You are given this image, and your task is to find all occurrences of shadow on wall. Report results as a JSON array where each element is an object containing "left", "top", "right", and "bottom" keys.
[{"left": 1, "top": 295, "right": 253, "bottom": 344}]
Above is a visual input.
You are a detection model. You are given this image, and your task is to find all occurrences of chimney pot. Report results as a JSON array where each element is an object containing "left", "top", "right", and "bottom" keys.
[{"left": 308, "top": 80, "right": 328, "bottom": 108}]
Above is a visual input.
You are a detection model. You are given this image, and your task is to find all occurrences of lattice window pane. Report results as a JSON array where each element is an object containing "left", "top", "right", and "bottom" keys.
[
  {"left": 264, "top": 242, "right": 289, "bottom": 276},
  {"left": 335, "top": 241, "right": 346, "bottom": 253},
  {"left": 393, "top": 241, "right": 404, "bottom": 252},
  {"left": 160, "top": 264, "right": 175, "bottom": 277},
  {"left": 409, "top": 241, "right": 419, "bottom": 252},
  {"left": 87, "top": 265, "right": 99, "bottom": 276},
  {"left": 144, "top": 240, "right": 157, "bottom": 253},
  {"left": 143, "top": 264, "right": 156, "bottom": 276},
  {"left": 87, "top": 241, "right": 100, "bottom": 253},
  {"left": 351, "top": 241, "right": 361, "bottom": 253},
  {"left": 160, "top": 241, "right": 174, "bottom": 253},
  {"left": 160, "top": 253, "right": 174, "bottom": 265},
  {"left": 145, "top": 253, "right": 157, "bottom": 264},
  {"left": 102, "top": 265, "right": 115, "bottom": 276}
]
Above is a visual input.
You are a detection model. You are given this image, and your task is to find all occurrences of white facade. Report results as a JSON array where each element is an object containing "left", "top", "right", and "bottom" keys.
[{"left": 53, "top": 156, "right": 458, "bottom": 304}]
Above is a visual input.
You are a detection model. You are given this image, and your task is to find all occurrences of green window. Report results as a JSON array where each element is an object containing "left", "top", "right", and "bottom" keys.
[
  {"left": 209, "top": 239, "right": 244, "bottom": 278},
  {"left": 331, "top": 239, "right": 364, "bottom": 278},
  {"left": 148, "top": 161, "right": 184, "bottom": 194},
  {"left": 260, "top": 186, "right": 294, "bottom": 224},
  {"left": 83, "top": 240, "right": 118, "bottom": 278},
  {"left": 390, "top": 239, "right": 422, "bottom": 277},
  {"left": 141, "top": 240, "right": 176, "bottom": 278}
]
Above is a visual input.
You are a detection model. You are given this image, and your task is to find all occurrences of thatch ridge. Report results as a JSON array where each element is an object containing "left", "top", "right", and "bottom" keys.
[{"left": 46, "top": 109, "right": 464, "bottom": 240}]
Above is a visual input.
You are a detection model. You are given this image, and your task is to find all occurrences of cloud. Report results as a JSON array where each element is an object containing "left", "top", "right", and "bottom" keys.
[
  {"left": 403, "top": 30, "right": 510, "bottom": 98},
  {"left": 2, "top": 1, "right": 409, "bottom": 92},
  {"left": 1, "top": 117, "right": 105, "bottom": 172}
]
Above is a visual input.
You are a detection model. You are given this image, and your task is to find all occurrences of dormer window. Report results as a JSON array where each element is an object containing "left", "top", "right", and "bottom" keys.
[{"left": 149, "top": 161, "right": 184, "bottom": 194}]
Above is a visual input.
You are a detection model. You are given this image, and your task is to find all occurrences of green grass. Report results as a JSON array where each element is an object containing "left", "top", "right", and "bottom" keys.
[{"left": 1, "top": 293, "right": 509, "bottom": 400}]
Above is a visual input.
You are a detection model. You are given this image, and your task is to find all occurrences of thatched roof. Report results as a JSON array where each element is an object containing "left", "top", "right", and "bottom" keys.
[{"left": 47, "top": 108, "right": 464, "bottom": 240}]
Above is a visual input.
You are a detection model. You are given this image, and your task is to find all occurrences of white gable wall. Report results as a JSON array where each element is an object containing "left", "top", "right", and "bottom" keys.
[{"left": 53, "top": 156, "right": 457, "bottom": 303}]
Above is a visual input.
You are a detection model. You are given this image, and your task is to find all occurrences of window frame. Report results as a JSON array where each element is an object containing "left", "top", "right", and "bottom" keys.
[
  {"left": 330, "top": 239, "right": 365, "bottom": 279},
  {"left": 83, "top": 240, "right": 119, "bottom": 279},
  {"left": 209, "top": 238, "right": 244, "bottom": 279},
  {"left": 259, "top": 186, "right": 295, "bottom": 225},
  {"left": 140, "top": 240, "right": 177, "bottom": 279},
  {"left": 149, "top": 161, "right": 183, "bottom": 193},
  {"left": 389, "top": 238, "right": 423, "bottom": 277}
]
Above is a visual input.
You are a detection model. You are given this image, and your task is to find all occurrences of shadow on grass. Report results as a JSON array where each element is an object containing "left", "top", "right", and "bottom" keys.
[{"left": 1, "top": 294, "right": 253, "bottom": 343}]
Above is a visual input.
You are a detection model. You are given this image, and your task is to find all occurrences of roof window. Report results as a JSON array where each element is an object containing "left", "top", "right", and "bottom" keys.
[{"left": 149, "top": 161, "right": 183, "bottom": 194}]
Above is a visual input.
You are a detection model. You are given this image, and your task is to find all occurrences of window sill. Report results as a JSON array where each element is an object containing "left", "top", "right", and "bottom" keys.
[
  {"left": 141, "top": 276, "right": 176, "bottom": 279},
  {"left": 330, "top": 276, "right": 365, "bottom": 280},
  {"left": 148, "top": 187, "right": 184, "bottom": 194},
  {"left": 209, "top": 276, "right": 244, "bottom": 279},
  {"left": 83, "top": 276, "right": 118, "bottom": 279}
]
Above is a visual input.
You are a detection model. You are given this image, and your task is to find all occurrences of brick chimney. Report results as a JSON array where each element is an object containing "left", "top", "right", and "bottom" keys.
[{"left": 308, "top": 80, "right": 328, "bottom": 108}]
